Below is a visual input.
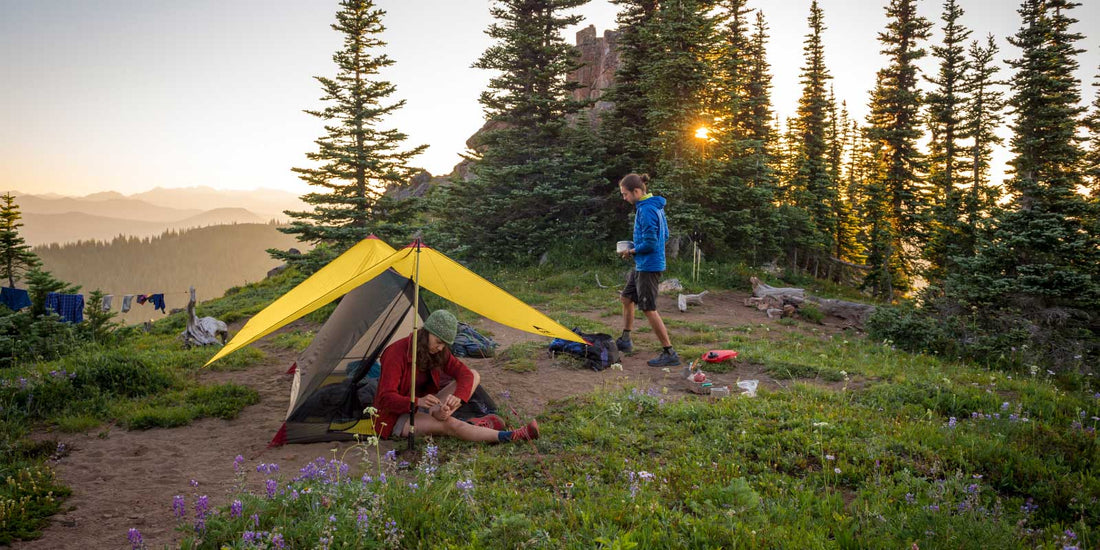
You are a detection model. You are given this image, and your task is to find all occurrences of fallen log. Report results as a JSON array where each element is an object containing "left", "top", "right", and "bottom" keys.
[
  {"left": 744, "top": 277, "right": 876, "bottom": 327},
  {"left": 807, "top": 296, "right": 877, "bottom": 325}
]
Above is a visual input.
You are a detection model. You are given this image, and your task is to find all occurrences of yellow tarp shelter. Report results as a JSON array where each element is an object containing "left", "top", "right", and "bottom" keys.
[{"left": 206, "top": 236, "right": 584, "bottom": 367}]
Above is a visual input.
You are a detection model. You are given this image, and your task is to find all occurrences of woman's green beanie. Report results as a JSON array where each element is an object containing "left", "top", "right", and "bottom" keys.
[{"left": 424, "top": 309, "right": 458, "bottom": 345}]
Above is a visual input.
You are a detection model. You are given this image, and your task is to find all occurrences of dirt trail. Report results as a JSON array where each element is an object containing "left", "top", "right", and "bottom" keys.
[{"left": 15, "top": 290, "right": 843, "bottom": 549}]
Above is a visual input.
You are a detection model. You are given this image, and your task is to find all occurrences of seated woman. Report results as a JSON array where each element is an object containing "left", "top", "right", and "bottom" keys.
[{"left": 372, "top": 309, "right": 539, "bottom": 443}]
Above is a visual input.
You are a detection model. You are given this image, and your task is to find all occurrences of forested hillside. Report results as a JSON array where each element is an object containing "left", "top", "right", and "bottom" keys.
[{"left": 34, "top": 223, "right": 305, "bottom": 324}]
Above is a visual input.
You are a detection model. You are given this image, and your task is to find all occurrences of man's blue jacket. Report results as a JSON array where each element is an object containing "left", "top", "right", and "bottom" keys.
[{"left": 633, "top": 195, "right": 669, "bottom": 272}]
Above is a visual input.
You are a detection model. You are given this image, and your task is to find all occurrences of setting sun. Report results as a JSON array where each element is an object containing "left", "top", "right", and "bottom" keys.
[{"left": 694, "top": 126, "right": 710, "bottom": 140}]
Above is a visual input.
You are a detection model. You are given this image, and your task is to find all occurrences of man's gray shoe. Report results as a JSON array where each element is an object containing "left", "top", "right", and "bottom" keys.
[
  {"left": 616, "top": 335, "right": 633, "bottom": 353},
  {"left": 647, "top": 350, "right": 681, "bottom": 367}
]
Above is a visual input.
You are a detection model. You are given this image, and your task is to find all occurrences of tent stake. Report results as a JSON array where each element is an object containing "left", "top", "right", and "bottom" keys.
[{"left": 407, "top": 238, "right": 423, "bottom": 452}]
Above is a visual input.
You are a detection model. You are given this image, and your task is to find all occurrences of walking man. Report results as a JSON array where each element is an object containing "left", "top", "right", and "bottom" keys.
[{"left": 616, "top": 173, "right": 680, "bottom": 367}]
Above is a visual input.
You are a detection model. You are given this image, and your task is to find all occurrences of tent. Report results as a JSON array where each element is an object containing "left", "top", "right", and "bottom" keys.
[{"left": 206, "top": 236, "right": 584, "bottom": 445}]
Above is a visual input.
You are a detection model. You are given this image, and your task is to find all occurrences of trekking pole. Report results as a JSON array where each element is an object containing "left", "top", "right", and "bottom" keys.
[{"left": 407, "top": 238, "right": 423, "bottom": 452}]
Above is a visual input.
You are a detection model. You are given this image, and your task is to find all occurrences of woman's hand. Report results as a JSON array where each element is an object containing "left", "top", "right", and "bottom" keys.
[
  {"left": 420, "top": 394, "right": 441, "bottom": 409},
  {"left": 441, "top": 394, "right": 462, "bottom": 411}
]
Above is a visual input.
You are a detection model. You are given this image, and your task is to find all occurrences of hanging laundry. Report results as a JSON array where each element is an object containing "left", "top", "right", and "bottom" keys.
[
  {"left": 102, "top": 294, "right": 114, "bottom": 312},
  {"left": 136, "top": 294, "right": 148, "bottom": 305},
  {"left": 0, "top": 287, "right": 31, "bottom": 311},
  {"left": 122, "top": 294, "right": 134, "bottom": 313},
  {"left": 45, "top": 292, "right": 84, "bottom": 323},
  {"left": 148, "top": 293, "right": 166, "bottom": 313}
]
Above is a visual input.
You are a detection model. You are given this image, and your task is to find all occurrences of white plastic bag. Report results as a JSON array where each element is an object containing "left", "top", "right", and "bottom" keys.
[{"left": 736, "top": 379, "right": 758, "bottom": 397}]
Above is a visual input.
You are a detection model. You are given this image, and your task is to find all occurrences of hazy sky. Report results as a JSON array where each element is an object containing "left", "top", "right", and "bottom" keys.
[{"left": 2, "top": 0, "right": 1098, "bottom": 197}]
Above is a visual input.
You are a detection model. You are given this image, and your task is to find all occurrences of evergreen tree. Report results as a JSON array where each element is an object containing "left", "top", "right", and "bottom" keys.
[
  {"left": 274, "top": 0, "right": 427, "bottom": 271},
  {"left": 924, "top": 0, "right": 972, "bottom": 285},
  {"left": 862, "top": 0, "right": 932, "bottom": 298},
  {"left": 833, "top": 104, "right": 863, "bottom": 271},
  {"left": 733, "top": 10, "right": 783, "bottom": 263},
  {"left": 1084, "top": 59, "right": 1100, "bottom": 195},
  {"left": 602, "top": 0, "right": 659, "bottom": 177},
  {"left": 708, "top": 0, "right": 764, "bottom": 260},
  {"left": 0, "top": 193, "right": 39, "bottom": 288},
  {"left": 600, "top": 0, "right": 660, "bottom": 237},
  {"left": 949, "top": 0, "right": 1099, "bottom": 367},
  {"left": 83, "top": 289, "right": 119, "bottom": 344},
  {"left": 959, "top": 35, "right": 1005, "bottom": 255},
  {"left": 789, "top": 0, "right": 836, "bottom": 274},
  {"left": 441, "top": 0, "right": 605, "bottom": 263},
  {"left": 643, "top": 0, "right": 720, "bottom": 247},
  {"left": 839, "top": 120, "right": 870, "bottom": 268}
]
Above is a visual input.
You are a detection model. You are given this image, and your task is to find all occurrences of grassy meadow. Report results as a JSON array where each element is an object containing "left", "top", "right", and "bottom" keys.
[{"left": 1, "top": 260, "right": 1097, "bottom": 549}]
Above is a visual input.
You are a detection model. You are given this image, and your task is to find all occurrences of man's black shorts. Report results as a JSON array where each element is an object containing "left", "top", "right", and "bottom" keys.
[{"left": 622, "top": 270, "right": 661, "bottom": 312}]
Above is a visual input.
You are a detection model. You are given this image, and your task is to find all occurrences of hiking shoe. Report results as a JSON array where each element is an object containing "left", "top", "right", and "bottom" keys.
[
  {"left": 647, "top": 349, "right": 681, "bottom": 367},
  {"left": 511, "top": 419, "right": 540, "bottom": 442},
  {"left": 468, "top": 414, "right": 506, "bottom": 431},
  {"left": 616, "top": 335, "right": 633, "bottom": 353}
]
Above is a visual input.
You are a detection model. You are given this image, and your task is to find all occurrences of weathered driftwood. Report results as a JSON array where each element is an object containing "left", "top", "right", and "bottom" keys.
[
  {"left": 182, "top": 287, "right": 229, "bottom": 348},
  {"left": 749, "top": 277, "right": 805, "bottom": 300},
  {"left": 677, "top": 290, "right": 708, "bottom": 312},
  {"left": 745, "top": 277, "right": 876, "bottom": 327}
]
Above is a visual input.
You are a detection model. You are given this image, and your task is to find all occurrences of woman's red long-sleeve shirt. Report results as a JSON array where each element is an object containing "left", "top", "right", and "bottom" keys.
[{"left": 372, "top": 334, "right": 474, "bottom": 438}]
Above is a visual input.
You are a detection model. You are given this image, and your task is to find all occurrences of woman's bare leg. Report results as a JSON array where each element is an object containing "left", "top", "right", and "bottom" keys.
[{"left": 398, "top": 412, "right": 500, "bottom": 442}]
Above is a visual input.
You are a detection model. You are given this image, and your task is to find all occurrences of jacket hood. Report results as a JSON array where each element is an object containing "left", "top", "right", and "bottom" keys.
[{"left": 637, "top": 195, "right": 666, "bottom": 210}]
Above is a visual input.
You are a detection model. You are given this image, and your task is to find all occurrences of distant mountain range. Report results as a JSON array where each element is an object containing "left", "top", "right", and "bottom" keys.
[{"left": 7, "top": 186, "right": 308, "bottom": 246}]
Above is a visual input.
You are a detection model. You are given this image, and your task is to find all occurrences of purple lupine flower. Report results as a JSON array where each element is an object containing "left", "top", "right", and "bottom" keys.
[
  {"left": 456, "top": 479, "right": 475, "bottom": 492},
  {"left": 172, "top": 495, "right": 185, "bottom": 520},
  {"left": 233, "top": 455, "right": 245, "bottom": 472},
  {"left": 966, "top": 484, "right": 979, "bottom": 494},
  {"left": 925, "top": 504, "right": 940, "bottom": 512},
  {"left": 266, "top": 479, "right": 278, "bottom": 499},
  {"left": 1001, "top": 402, "right": 1009, "bottom": 410},
  {"left": 947, "top": 417, "right": 957, "bottom": 428},
  {"left": 127, "top": 527, "right": 143, "bottom": 549},
  {"left": 243, "top": 531, "right": 258, "bottom": 544},
  {"left": 500, "top": 390, "right": 511, "bottom": 400},
  {"left": 194, "top": 495, "right": 209, "bottom": 518},
  {"left": 329, "top": 514, "right": 337, "bottom": 523},
  {"left": 362, "top": 474, "right": 373, "bottom": 484},
  {"left": 425, "top": 444, "right": 438, "bottom": 461},
  {"left": 251, "top": 513, "right": 260, "bottom": 528},
  {"left": 905, "top": 493, "right": 915, "bottom": 504},
  {"left": 230, "top": 499, "right": 243, "bottom": 519},
  {"left": 357, "top": 508, "right": 370, "bottom": 529},
  {"left": 1065, "top": 529, "right": 1077, "bottom": 540},
  {"left": 271, "top": 533, "right": 285, "bottom": 549},
  {"left": 189, "top": 479, "right": 199, "bottom": 488},
  {"left": 385, "top": 449, "right": 397, "bottom": 462},
  {"left": 408, "top": 482, "right": 419, "bottom": 490},
  {"left": 1021, "top": 498, "right": 1038, "bottom": 513},
  {"left": 825, "top": 454, "right": 835, "bottom": 461}
]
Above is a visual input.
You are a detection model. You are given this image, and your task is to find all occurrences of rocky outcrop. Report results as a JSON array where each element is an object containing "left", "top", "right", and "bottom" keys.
[
  {"left": 444, "top": 26, "right": 622, "bottom": 182},
  {"left": 568, "top": 25, "right": 620, "bottom": 127}
]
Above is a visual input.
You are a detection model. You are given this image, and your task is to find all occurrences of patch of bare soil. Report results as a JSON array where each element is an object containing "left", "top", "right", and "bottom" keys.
[{"left": 16, "top": 290, "right": 843, "bottom": 549}]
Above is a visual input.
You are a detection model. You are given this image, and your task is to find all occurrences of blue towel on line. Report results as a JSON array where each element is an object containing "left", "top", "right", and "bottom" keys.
[
  {"left": 45, "top": 292, "right": 84, "bottom": 323},
  {"left": 148, "top": 293, "right": 166, "bottom": 313},
  {"left": 0, "top": 287, "right": 31, "bottom": 311}
]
